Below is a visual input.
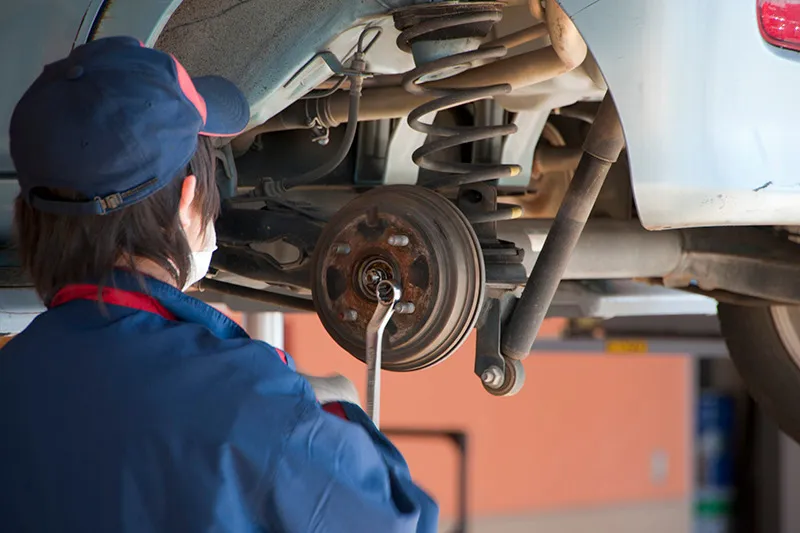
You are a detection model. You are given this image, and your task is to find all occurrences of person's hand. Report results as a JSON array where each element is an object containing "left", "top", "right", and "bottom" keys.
[{"left": 300, "top": 373, "right": 361, "bottom": 407}]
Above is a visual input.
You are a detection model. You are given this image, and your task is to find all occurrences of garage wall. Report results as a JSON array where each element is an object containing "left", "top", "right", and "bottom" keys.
[{"left": 282, "top": 313, "right": 691, "bottom": 523}]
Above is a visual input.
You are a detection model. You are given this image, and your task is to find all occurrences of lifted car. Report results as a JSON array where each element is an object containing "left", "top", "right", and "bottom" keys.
[{"left": 6, "top": 0, "right": 800, "bottom": 441}]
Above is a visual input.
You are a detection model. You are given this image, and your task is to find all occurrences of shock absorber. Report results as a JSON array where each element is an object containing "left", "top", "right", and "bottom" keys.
[{"left": 395, "top": 3, "right": 523, "bottom": 223}]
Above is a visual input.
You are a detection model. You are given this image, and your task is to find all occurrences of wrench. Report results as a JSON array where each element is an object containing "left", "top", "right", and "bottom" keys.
[{"left": 365, "top": 280, "right": 401, "bottom": 428}]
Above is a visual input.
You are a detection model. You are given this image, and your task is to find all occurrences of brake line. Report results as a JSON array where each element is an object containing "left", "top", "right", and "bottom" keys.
[{"left": 260, "top": 26, "right": 382, "bottom": 197}]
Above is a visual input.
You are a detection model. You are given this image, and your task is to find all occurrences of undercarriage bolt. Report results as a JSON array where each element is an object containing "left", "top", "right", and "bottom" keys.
[
  {"left": 388, "top": 235, "right": 409, "bottom": 247},
  {"left": 333, "top": 243, "right": 351, "bottom": 255},
  {"left": 341, "top": 309, "right": 358, "bottom": 322},
  {"left": 481, "top": 365, "right": 504, "bottom": 388},
  {"left": 395, "top": 302, "right": 415, "bottom": 314}
]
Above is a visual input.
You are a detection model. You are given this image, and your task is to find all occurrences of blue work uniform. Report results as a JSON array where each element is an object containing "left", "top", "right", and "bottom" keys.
[{"left": 0, "top": 271, "right": 438, "bottom": 532}]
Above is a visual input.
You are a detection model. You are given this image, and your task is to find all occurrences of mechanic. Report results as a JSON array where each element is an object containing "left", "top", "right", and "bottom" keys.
[{"left": 0, "top": 36, "right": 438, "bottom": 533}]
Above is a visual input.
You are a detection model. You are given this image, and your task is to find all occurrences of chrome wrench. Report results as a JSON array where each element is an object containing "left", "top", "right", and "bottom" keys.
[{"left": 365, "top": 280, "right": 401, "bottom": 429}]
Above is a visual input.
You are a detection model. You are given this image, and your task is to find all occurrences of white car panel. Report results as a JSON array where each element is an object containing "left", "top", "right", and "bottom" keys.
[{"left": 560, "top": 0, "right": 800, "bottom": 229}]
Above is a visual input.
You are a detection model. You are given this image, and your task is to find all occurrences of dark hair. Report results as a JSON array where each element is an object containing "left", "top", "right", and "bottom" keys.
[{"left": 15, "top": 136, "right": 219, "bottom": 300}]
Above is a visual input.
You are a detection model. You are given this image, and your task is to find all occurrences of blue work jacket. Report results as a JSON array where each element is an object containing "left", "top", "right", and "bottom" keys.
[{"left": 0, "top": 271, "right": 438, "bottom": 532}]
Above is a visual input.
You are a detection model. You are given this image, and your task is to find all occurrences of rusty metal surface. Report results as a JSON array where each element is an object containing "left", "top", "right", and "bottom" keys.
[
  {"left": 544, "top": 0, "right": 586, "bottom": 70},
  {"left": 499, "top": 121, "right": 572, "bottom": 219},
  {"left": 481, "top": 23, "right": 548, "bottom": 50},
  {"left": 317, "top": 209, "right": 439, "bottom": 349},
  {"left": 582, "top": 93, "right": 625, "bottom": 162},
  {"left": 312, "top": 185, "right": 484, "bottom": 371},
  {"left": 667, "top": 227, "right": 800, "bottom": 306}
]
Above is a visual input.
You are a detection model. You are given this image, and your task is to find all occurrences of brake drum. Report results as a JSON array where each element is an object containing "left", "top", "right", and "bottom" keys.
[{"left": 311, "top": 185, "right": 485, "bottom": 371}]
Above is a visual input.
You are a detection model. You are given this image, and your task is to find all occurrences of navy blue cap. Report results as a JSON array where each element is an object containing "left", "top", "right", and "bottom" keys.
[{"left": 9, "top": 36, "right": 250, "bottom": 215}]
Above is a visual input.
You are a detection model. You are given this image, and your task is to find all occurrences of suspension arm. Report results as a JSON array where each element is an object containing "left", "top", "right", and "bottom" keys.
[{"left": 500, "top": 92, "right": 626, "bottom": 360}]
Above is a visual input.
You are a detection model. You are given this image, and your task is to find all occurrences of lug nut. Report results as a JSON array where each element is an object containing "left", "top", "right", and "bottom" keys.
[
  {"left": 388, "top": 235, "right": 409, "bottom": 247},
  {"left": 332, "top": 243, "right": 351, "bottom": 255},
  {"left": 395, "top": 302, "right": 415, "bottom": 314},
  {"left": 481, "top": 365, "right": 504, "bottom": 388},
  {"left": 341, "top": 309, "right": 358, "bottom": 322}
]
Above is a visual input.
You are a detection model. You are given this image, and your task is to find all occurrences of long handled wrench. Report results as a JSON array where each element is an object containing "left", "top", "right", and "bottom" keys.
[{"left": 365, "top": 280, "right": 401, "bottom": 429}]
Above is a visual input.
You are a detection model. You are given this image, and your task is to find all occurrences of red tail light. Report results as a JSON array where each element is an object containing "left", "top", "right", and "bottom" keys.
[{"left": 759, "top": 0, "right": 800, "bottom": 50}]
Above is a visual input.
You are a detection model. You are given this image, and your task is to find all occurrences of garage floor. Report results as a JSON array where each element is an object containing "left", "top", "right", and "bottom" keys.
[{"left": 441, "top": 500, "right": 689, "bottom": 533}]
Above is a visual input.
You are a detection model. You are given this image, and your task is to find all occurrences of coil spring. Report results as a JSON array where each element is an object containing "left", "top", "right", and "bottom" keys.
[{"left": 399, "top": 11, "right": 523, "bottom": 223}]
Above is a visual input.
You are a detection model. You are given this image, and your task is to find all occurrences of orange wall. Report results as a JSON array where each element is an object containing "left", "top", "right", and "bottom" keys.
[{"left": 284, "top": 314, "right": 690, "bottom": 519}]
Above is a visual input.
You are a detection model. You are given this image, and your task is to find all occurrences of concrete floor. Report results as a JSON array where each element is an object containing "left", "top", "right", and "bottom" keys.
[{"left": 441, "top": 499, "right": 690, "bottom": 533}]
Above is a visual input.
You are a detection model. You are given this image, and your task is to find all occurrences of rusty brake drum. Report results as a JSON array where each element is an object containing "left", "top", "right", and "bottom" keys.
[{"left": 311, "top": 185, "right": 485, "bottom": 371}]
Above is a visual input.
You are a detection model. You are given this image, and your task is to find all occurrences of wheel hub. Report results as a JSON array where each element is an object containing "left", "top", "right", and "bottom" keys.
[
  {"left": 312, "top": 185, "right": 485, "bottom": 371},
  {"left": 357, "top": 257, "right": 397, "bottom": 301}
]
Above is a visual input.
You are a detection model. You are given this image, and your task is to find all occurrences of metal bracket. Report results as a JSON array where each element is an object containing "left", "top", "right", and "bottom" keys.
[
  {"left": 474, "top": 297, "right": 507, "bottom": 382},
  {"left": 458, "top": 182, "right": 500, "bottom": 243},
  {"left": 215, "top": 144, "right": 239, "bottom": 198},
  {"left": 212, "top": 245, "right": 312, "bottom": 291},
  {"left": 474, "top": 296, "right": 526, "bottom": 396},
  {"left": 457, "top": 184, "right": 526, "bottom": 287},
  {"left": 354, "top": 119, "right": 393, "bottom": 185},
  {"left": 304, "top": 102, "right": 331, "bottom": 146}
]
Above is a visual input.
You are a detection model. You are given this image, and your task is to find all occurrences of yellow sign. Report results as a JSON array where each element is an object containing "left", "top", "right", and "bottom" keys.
[{"left": 605, "top": 339, "right": 649, "bottom": 354}]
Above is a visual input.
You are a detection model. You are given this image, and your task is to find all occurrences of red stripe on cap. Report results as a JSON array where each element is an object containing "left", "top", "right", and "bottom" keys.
[
  {"left": 274, "top": 347, "right": 288, "bottom": 365},
  {"left": 171, "top": 55, "right": 207, "bottom": 124}
]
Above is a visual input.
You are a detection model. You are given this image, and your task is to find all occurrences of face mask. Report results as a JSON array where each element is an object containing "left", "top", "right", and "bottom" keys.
[{"left": 184, "top": 221, "right": 217, "bottom": 291}]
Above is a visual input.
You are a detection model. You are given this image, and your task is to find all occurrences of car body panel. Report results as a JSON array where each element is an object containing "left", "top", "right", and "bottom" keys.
[
  {"left": 92, "top": 0, "right": 181, "bottom": 47},
  {"left": 0, "top": 0, "right": 103, "bottom": 172},
  {"left": 559, "top": 0, "right": 800, "bottom": 229},
  {"left": 131, "top": 0, "right": 412, "bottom": 129}
]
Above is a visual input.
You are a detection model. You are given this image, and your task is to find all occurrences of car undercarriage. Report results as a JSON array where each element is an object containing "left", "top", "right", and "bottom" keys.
[{"left": 147, "top": 0, "right": 800, "bottom": 400}]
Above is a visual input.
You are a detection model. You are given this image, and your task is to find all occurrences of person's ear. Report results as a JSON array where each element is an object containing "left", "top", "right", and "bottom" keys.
[{"left": 178, "top": 175, "right": 197, "bottom": 230}]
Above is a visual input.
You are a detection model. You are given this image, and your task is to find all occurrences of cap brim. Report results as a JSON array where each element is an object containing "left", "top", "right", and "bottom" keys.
[{"left": 192, "top": 75, "right": 250, "bottom": 137}]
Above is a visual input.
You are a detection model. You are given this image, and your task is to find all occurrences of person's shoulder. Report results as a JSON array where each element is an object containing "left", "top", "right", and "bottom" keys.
[{"left": 174, "top": 321, "right": 294, "bottom": 375}]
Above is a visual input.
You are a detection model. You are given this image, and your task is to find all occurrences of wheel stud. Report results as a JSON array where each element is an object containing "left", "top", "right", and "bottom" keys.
[
  {"left": 332, "top": 243, "right": 351, "bottom": 255},
  {"left": 388, "top": 235, "right": 410, "bottom": 247},
  {"left": 341, "top": 309, "right": 358, "bottom": 322},
  {"left": 395, "top": 302, "right": 416, "bottom": 314}
]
